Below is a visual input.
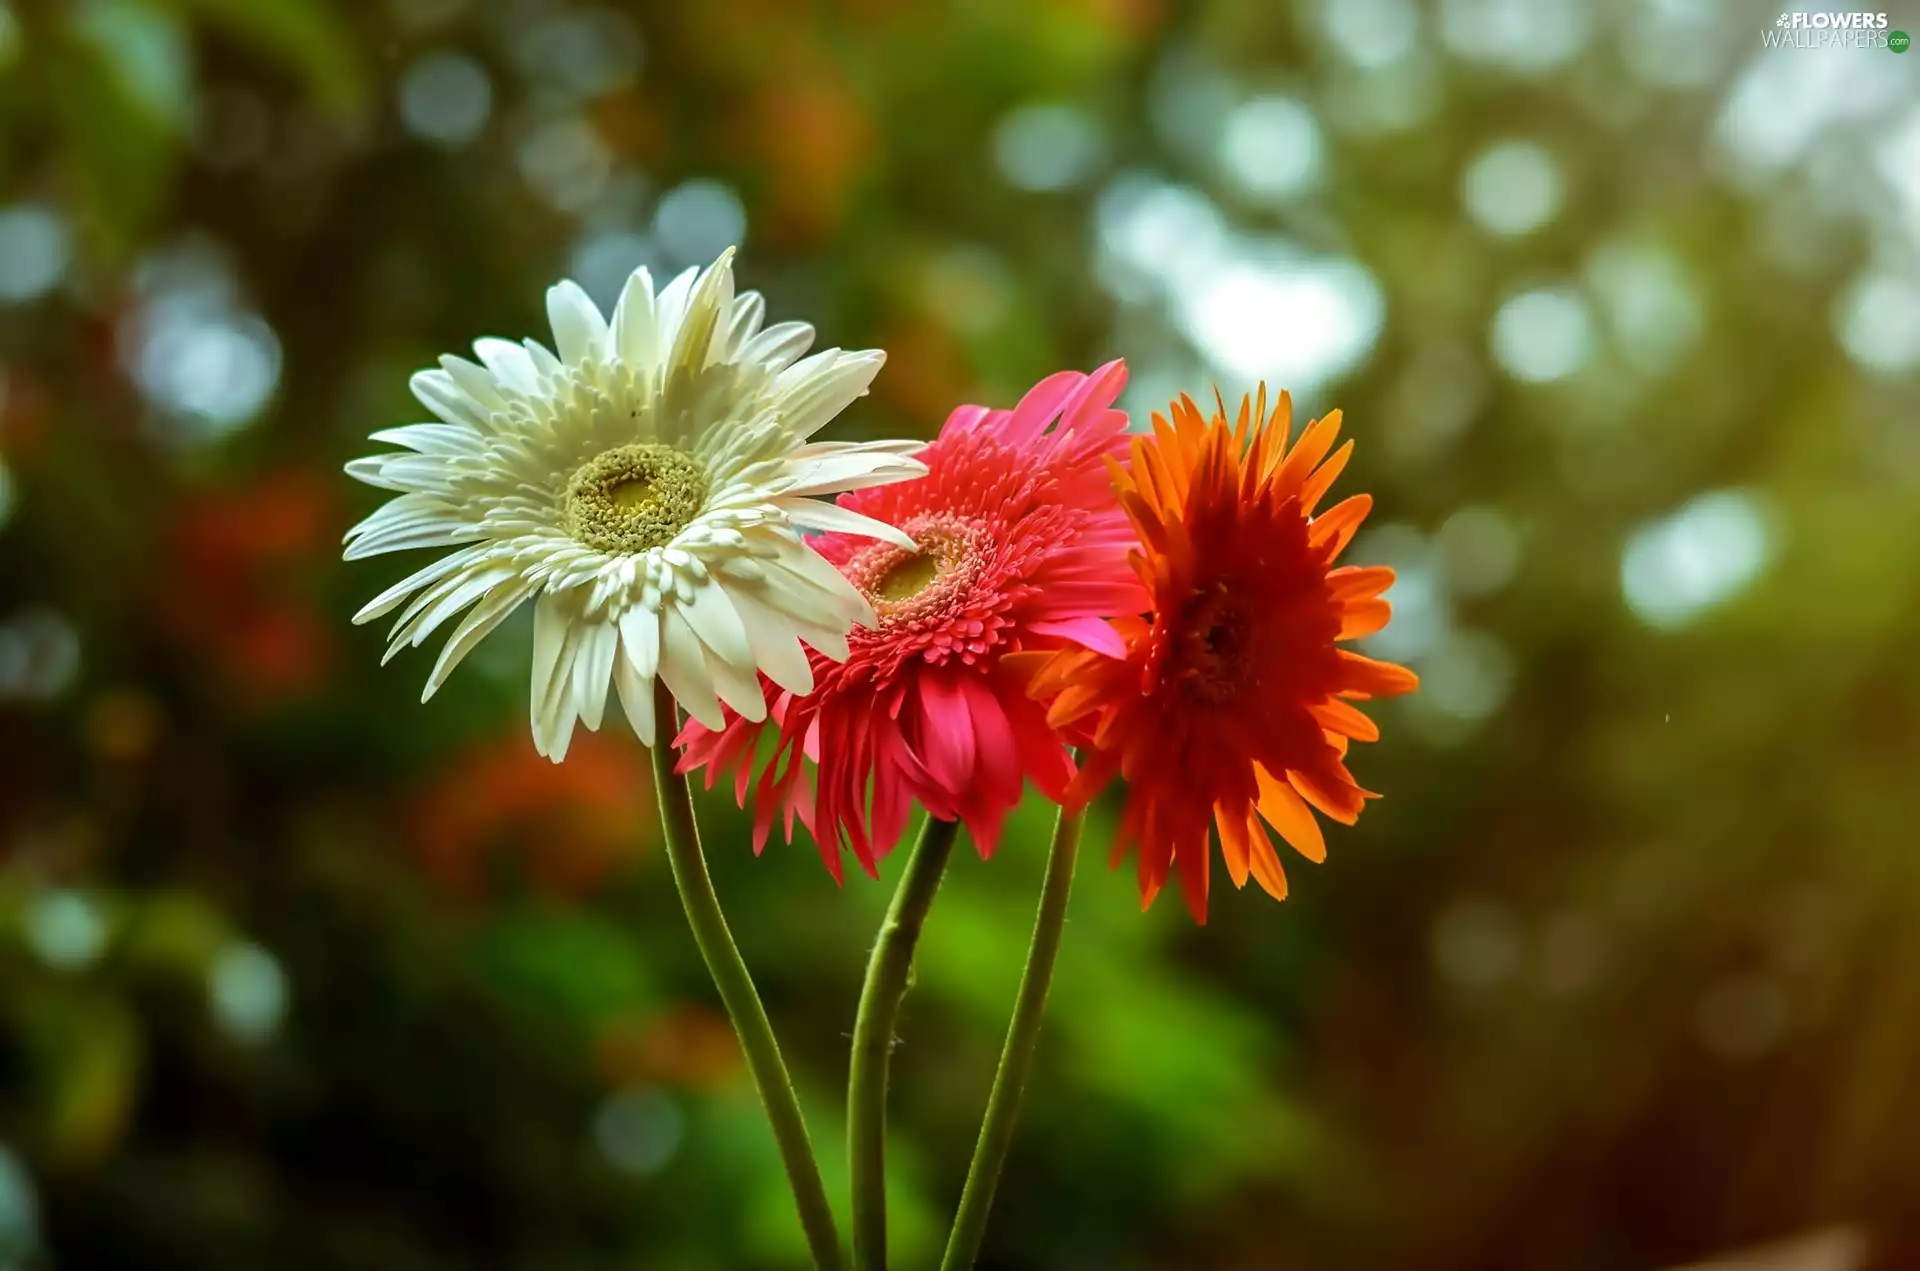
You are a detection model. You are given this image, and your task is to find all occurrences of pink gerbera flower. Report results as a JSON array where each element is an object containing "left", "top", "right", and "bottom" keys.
[{"left": 676, "top": 361, "right": 1145, "bottom": 879}]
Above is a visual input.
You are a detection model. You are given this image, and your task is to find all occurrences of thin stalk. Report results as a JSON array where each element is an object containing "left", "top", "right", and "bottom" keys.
[
  {"left": 847, "top": 814, "right": 963, "bottom": 1271},
  {"left": 939, "top": 804, "right": 1083, "bottom": 1271},
  {"left": 649, "top": 681, "right": 844, "bottom": 1271}
]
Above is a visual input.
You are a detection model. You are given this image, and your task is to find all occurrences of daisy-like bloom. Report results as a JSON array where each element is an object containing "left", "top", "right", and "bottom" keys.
[
  {"left": 1022, "top": 388, "right": 1417, "bottom": 922},
  {"left": 344, "top": 249, "right": 928, "bottom": 761},
  {"left": 677, "top": 362, "right": 1147, "bottom": 879}
]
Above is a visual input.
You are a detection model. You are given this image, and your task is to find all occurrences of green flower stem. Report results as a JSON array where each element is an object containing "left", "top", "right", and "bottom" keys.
[
  {"left": 649, "top": 682, "right": 845, "bottom": 1271},
  {"left": 940, "top": 803, "right": 1083, "bottom": 1271},
  {"left": 848, "top": 814, "right": 963, "bottom": 1271}
]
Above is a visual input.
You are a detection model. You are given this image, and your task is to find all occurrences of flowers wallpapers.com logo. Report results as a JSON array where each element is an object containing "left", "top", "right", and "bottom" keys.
[{"left": 1764, "top": 11, "right": 1909, "bottom": 48}]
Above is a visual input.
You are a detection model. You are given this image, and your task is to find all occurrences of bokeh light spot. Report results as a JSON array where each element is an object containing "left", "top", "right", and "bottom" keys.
[
  {"left": 399, "top": 51, "right": 493, "bottom": 148},
  {"left": 1319, "top": 0, "right": 1420, "bottom": 68},
  {"left": 1834, "top": 270, "right": 1920, "bottom": 375},
  {"left": 1585, "top": 241, "right": 1705, "bottom": 373},
  {"left": 1490, "top": 286, "right": 1594, "bottom": 382},
  {"left": 1177, "top": 249, "right": 1383, "bottom": 389},
  {"left": 653, "top": 179, "right": 747, "bottom": 268},
  {"left": 1461, "top": 140, "right": 1562, "bottom": 237},
  {"left": 1439, "top": 0, "right": 1592, "bottom": 73},
  {"left": 0, "top": 1144, "right": 39, "bottom": 1262},
  {"left": 138, "top": 313, "right": 281, "bottom": 433},
  {"left": 518, "top": 117, "right": 612, "bottom": 213},
  {"left": 593, "top": 1086, "right": 685, "bottom": 1175},
  {"left": 25, "top": 891, "right": 108, "bottom": 971},
  {"left": 0, "top": 204, "right": 71, "bottom": 304},
  {"left": 209, "top": 942, "right": 290, "bottom": 1042},
  {"left": 1621, "top": 490, "right": 1773, "bottom": 629},
  {"left": 1418, "top": 629, "right": 1515, "bottom": 725},
  {"left": 1217, "top": 95, "right": 1322, "bottom": 202},
  {"left": 994, "top": 103, "right": 1106, "bottom": 192},
  {"left": 513, "top": 9, "right": 641, "bottom": 102},
  {"left": 570, "top": 229, "right": 658, "bottom": 310},
  {"left": 0, "top": 608, "right": 82, "bottom": 702}
]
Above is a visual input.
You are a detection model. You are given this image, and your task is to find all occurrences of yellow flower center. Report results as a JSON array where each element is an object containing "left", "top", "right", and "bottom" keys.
[
  {"left": 871, "top": 550, "right": 944, "bottom": 603},
  {"left": 562, "top": 443, "right": 708, "bottom": 555}
]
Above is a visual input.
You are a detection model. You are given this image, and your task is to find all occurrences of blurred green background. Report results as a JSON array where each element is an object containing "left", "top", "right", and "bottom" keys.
[{"left": 2, "top": 0, "right": 1919, "bottom": 1267}]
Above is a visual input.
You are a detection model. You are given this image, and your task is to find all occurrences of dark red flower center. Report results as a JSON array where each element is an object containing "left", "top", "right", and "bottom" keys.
[{"left": 1173, "top": 582, "right": 1252, "bottom": 704}]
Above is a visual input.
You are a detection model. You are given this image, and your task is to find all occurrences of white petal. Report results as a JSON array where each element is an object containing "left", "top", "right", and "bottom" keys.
[
  {"left": 388, "top": 563, "right": 518, "bottom": 650},
  {"left": 780, "top": 449, "right": 928, "bottom": 499},
  {"left": 775, "top": 497, "right": 916, "bottom": 549},
  {"left": 438, "top": 355, "right": 508, "bottom": 414},
  {"left": 653, "top": 267, "right": 701, "bottom": 357},
  {"left": 523, "top": 338, "right": 565, "bottom": 380},
  {"left": 342, "top": 516, "right": 484, "bottom": 560},
  {"left": 368, "top": 424, "right": 485, "bottom": 457},
  {"left": 750, "top": 541, "right": 873, "bottom": 628},
  {"left": 344, "top": 455, "right": 411, "bottom": 494},
  {"left": 724, "top": 290, "right": 767, "bottom": 359},
  {"left": 423, "top": 579, "right": 535, "bottom": 700},
  {"left": 572, "top": 619, "right": 618, "bottom": 733},
  {"left": 611, "top": 267, "right": 659, "bottom": 370},
  {"left": 704, "top": 641, "right": 768, "bottom": 722},
  {"left": 354, "top": 545, "right": 489, "bottom": 624},
  {"left": 682, "top": 578, "right": 753, "bottom": 671},
  {"left": 472, "top": 339, "right": 540, "bottom": 396},
  {"left": 530, "top": 590, "right": 580, "bottom": 761},
  {"left": 411, "top": 369, "right": 494, "bottom": 429},
  {"left": 666, "top": 249, "right": 735, "bottom": 379},
  {"left": 738, "top": 320, "right": 815, "bottom": 372},
  {"left": 547, "top": 279, "right": 610, "bottom": 366},
  {"left": 797, "top": 621, "right": 850, "bottom": 663},
  {"left": 618, "top": 604, "right": 662, "bottom": 681},
  {"left": 656, "top": 604, "right": 726, "bottom": 730},
  {"left": 773, "top": 349, "right": 886, "bottom": 440},
  {"left": 726, "top": 585, "right": 814, "bottom": 697},
  {"left": 613, "top": 651, "right": 657, "bottom": 746}
]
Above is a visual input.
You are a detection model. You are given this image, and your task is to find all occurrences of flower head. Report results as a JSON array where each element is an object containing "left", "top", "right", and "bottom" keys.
[
  {"left": 1024, "top": 388, "right": 1417, "bottom": 922},
  {"left": 345, "top": 249, "right": 927, "bottom": 760},
  {"left": 677, "top": 362, "right": 1146, "bottom": 879}
]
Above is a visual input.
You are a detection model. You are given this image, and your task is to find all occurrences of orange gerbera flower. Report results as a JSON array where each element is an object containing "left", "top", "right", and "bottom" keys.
[{"left": 1022, "top": 388, "right": 1417, "bottom": 923}]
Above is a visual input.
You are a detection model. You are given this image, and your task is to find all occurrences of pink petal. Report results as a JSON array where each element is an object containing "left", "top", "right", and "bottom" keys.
[{"left": 1027, "top": 615, "right": 1127, "bottom": 658}]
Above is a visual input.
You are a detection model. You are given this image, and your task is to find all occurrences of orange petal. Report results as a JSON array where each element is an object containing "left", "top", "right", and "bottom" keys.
[
  {"left": 1042, "top": 680, "right": 1108, "bottom": 728},
  {"left": 1300, "top": 439, "right": 1354, "bottom": 513},
  {"left": 1216, "top": 801, "right": 1252, "bottom": 888},
  {"left": 1277, "top": 410, "right": 1343, "bottom": 493},
  {"left": 1309, "top": 494, "right": 1372, "bottom": 559},
  {"left": 1337, "top": 649, "right": 1419, "bottom": 697},
  {"left": 1310, "top": 698, "right": 1381, "bottom": 742},
  {"left": 1288, "top": 765, "right": 1365, "bottom": 826},
  {"left": 1338, "top": 598, "right": 1392, "bottom": 640},
  {"left": 1327, "top": 565, "right": 1395, "bottom": 601},
  {"left": 1245, "top": 816, "right": 1291, "bottom": 901},
  {"left": 1255, "top": 766, "right": 1327, "bottom": 862}
]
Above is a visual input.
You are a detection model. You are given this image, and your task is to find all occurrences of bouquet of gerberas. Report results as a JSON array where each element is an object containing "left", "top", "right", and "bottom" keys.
[{"left": 345, "top": 249, "right": 1416, "bottom": 1271}]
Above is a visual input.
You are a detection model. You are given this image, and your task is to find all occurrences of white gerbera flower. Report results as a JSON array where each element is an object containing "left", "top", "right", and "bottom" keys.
[{"left": 345, "top": 248, "right": 926, "bottom": 760}]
